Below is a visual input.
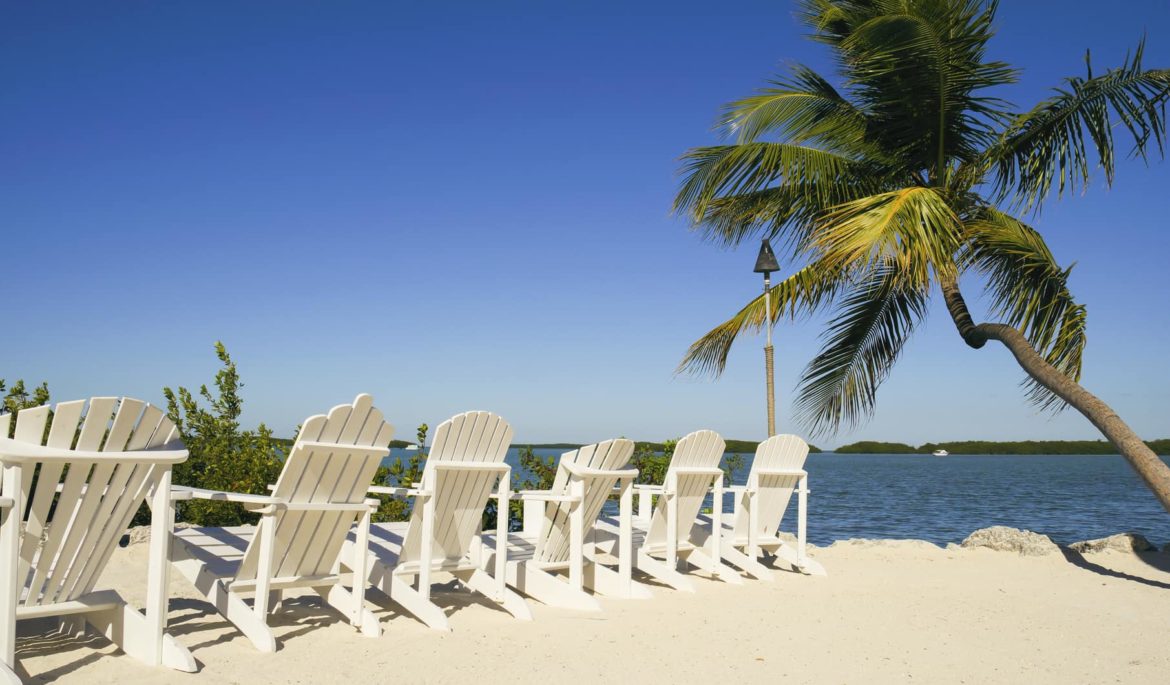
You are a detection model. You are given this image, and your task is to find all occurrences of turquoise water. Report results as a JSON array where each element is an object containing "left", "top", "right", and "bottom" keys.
[{"left": 383, "top": 448, "right": 1170, "bottom": 547}]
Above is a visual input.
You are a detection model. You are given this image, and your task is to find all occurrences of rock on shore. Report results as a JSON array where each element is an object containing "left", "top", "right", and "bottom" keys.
[
  {"left": 1068, "top": 532, "right": 1156, "bottom": 554},
  {"left": 961, "top": 526, "right": 1059, "bottom": 556}
]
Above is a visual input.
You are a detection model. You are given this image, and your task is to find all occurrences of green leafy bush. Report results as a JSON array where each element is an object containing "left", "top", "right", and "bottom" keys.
[
  {"left": 163, "top": 342, "right": 283, "bottom": 526},
  {"left": 370, "top": 423, "right": 429, "bottom": 523},
  {"left": 482, "top": 446, "right": 559, "bottom": 531}
]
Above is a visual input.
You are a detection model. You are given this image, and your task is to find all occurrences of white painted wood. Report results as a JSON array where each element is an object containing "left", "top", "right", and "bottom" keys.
[
  {"left": 691, "top": 434, "right": 826, "bottom": 577},
  {"left": 594, "top": 429, "right": 734, "bottom": 590},
  {"left": 170, "top": 394, "right": 392, "bottom": 651},
  {"left": 476, "top": 438, "right": 649, "bottom": 609},
  {"left": 358, "top": 411, "right": 532, "bottom": 629},
  {"left": 0, "top": 397, "right": 195, "bottom": 680}
]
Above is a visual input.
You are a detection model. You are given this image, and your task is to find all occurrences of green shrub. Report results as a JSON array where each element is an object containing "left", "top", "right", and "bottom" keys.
[
  {"left": 370, "top": 423, "right": 429, "bottom": 523},
  {"left": 163, "top": 342, "right": 283, "bottom": 526},
  {"left": 482, "top": 446, "right": 559, "bottom": 531}
]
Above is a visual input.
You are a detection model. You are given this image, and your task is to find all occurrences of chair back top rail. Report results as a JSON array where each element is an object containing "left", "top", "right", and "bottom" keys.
[
  {"left": 734, "top": 434, "right": 809, "bottom": 539},
  {"left": 645, "top": 429, "right": 726, "bottom": 547},
  {"left": 398, "top": 411, "right": 513, "bottom": 567},
  {"left": 536, "top": 438, "right": 635, "bottom": 564},
  {"left": 235, "top": 394, "right": 393, "bottom": 582}
]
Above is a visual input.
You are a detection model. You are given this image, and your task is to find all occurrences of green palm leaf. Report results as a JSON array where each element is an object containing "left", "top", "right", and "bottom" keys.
[
  {"left": 675, "top": 142, "right": 865, "bottom": 226},
  {"left": 677, "top": 263, "right": 844, "bottom": 377},
  {"left": 961, "top": 208, "right": 1087, "bottom": 409},
  {"left": 809, "top": 187, "right": 963, "bottom": 287},
  {"left": 795, "top": 266, "right": 929, "bottom": 434},
  {"left": 985, "top": 41, "right": 1170, "bottom": 210},
  {"left": 719, "top": 63, "right": 870, "bottom": 153}
]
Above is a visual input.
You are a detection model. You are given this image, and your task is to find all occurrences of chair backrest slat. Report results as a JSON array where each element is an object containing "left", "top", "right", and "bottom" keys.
[
  {"left": 2, "top": 397, "right": 182, "bottom": 609},
  {"left": 399, "top": 411, "right": 513, "bottom": 567},
  {"left": 733, "top": 434, "right": 809, "bottom": 540},
  {"left": 645, "top": 430, "right": 725, "bottom": 547},
  {"left": 234, "top": 394, "right": 391, "bottom": 582},
  {"left": 535, "top": 439, "right": 634, "bottom": 564}
]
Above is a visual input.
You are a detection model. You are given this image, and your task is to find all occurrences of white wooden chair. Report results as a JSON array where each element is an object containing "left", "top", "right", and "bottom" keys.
[
  {"left": 353, "top": 411, "right": 531, "bottom": 631},
  {"left": 0, "top": 397, "right": 196, "bottom": 683},
  {"left": 693, "top": 434, "right": 825, "bottom": 578},
  {"left": 476, "top": 439, "right": 651, "bottom": 611},
  {"left": 594, "top": 429, "right": 743, "bottom": 592},
  {"left": 170, "top": 394, "right": 391, "bottom": 652}
]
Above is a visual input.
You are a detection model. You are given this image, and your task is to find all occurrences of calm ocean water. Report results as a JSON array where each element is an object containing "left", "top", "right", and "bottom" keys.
[{"left": 383, "top": 448, "right": 1170, "bottom": 547}]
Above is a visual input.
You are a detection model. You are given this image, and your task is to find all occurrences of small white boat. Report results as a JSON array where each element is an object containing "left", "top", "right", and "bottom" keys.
[
  {"left": 932, "top": 449, "right": 949, "bottom": 457},
  {"left": 405, "top": 444, "right": 419, "bottom": 451}
]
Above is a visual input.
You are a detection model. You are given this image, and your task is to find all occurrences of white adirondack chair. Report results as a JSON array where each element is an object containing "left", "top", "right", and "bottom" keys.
[
  {"left": 693, "top": 434, "right": 825, "bottom": 578},
  {"left": 594, "top": 429, "right": 743, "bottom": 592},
  {"left": 476, "top": 439, "right": 651, "bottom": 611},
  {"left": 170, "top": 394, "right": 391, "bottom": 652},
  {"left": 354, "top": 411, "right": 531, "bottom": 631},
  {"left": 0, "top": 397, "right": 196, "bottom": 683}
]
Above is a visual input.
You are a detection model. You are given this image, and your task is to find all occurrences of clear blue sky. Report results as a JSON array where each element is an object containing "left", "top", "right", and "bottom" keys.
[{"left": 3, "top": 1, "right": 1168, "bottom": 447}]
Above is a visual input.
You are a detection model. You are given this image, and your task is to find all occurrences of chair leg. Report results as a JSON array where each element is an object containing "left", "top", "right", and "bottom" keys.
[
  {"left": 86, "top": 602, "right": 197, "bottom": 672},
  {"left": 314, "top": 585, "right": 380, "bottom": 637},
  {"left": 582, "top": 560, "right": 653, "bottom": 599},
  {"left": 453, "top": 568, "right": 533, "bottom": 621},
  {"left": 773, "top": 542, "right": 827, "bottom": 576},
  {"left": 718, "top": 543, "right": 775, "bottom": 581},
  {"left": 0, "top": 663, "right": 22, "bottom": 685},
  {"left": 633, "top": 550, "right": 695, "bottom": 593},
  {"left": 686, "top": 548, "right": 744, "bottom": 585},
  {"left": 506, "top": 561, "right": 601, "bottom": 612},
  {"left": 381, "top": 572, "right": 450, "bottom": 631},
  {"left": 171, "top": 553, "right": 277, "bottom": 653}
]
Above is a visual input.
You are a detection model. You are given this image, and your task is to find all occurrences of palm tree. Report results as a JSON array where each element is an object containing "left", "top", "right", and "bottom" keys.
[{"left": 674, "top": 0, "right": 1170, "bottom": 509}]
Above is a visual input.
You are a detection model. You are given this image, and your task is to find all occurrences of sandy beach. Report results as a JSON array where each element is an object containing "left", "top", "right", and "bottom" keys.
[{"left": 16, "top": 535, "right": 1170, "bottom": 684}]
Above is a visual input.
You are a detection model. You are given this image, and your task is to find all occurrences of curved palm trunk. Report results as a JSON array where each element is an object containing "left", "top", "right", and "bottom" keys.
[{"left": 940, "top": 279, "right": 1170, "bottom": 514}]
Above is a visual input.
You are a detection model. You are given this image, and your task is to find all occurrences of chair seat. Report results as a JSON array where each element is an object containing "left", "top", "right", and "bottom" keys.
[{"left": 172, "top": 525, "right": 252, "bottom": 578}]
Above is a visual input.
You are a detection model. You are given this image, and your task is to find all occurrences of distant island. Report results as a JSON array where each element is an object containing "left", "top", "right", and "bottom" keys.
[
  {"left": 284, "top": 435, "right": 1170, "bottom": 456},
  {"left": 833, "top": 439, "right": 1170, "bottom": 455}
]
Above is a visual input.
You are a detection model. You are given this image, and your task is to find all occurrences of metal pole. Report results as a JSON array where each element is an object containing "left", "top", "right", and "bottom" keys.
[{"left": 763, "top": 274, "right": 775, "bottom": 437}]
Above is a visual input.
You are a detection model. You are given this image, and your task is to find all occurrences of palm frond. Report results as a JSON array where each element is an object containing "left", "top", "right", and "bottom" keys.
[
  {"left": 719, "top": 63, "right": 870, "bottom": 154},
  {"left": 802, "top": 0, "right": 1016, "bottom": 176},
  {"left": 985, "top": 41, "right": 1170, "bottom": 211},
  {"left": 674, "top": 142, "right": 877, "bottom": 246},
  {"left": 809, "top": 186, "right": 963, "bottom": 288},
  {"left": 961, "top": 207, "right": 1087, "bottom": 409},
  {"left": 677, "top": 263, "right": 844, "bottom": 377},
  {"left": 795, "top": 265, "right": 929, "bottom": 435}
]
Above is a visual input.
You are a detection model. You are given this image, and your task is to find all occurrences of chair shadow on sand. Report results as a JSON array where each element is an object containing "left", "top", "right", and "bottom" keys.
[
  {"left": 1059, "top": 548, "right": 1170, "bottom": 590},
  {"left": 14, "top": 618, "right": 115, "bottom": 683}
]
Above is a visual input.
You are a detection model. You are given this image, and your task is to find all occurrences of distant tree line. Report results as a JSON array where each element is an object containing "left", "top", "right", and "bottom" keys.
[{"left": 834, "top": 439, "right": 1170, "bottom": 455}]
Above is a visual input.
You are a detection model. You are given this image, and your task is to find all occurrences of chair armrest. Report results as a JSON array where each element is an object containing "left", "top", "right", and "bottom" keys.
[
  {"left": 0, "top": 496, "right": 13, "bottom": 509},
  {"left": 431, "top": 462, "right": 510, "bottom": 474},
  {"left": 752, "top": 468, "right": 807, "bottom": 477},
  {"left": 669, "top": 466, "right": 724, "bottom": 477},
  {"left": 0, "top": 437, "right": 188, "bottom": 464},
  {"left": 561, "top": 461, "right": 639, "bottom": 480},
  {"left": 170, "top": 486, "right": 279, "bottom": 505},
  {"left": 512, "top": 490, "right": 580, "bottom": 503},
  {"left": 368, "top": 485, "right": 433, "bottom": 499}
]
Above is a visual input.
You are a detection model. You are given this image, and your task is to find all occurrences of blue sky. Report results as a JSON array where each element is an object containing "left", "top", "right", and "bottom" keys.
[{"left": 3, "top": 1, "right": 1168, "bottom": 447}]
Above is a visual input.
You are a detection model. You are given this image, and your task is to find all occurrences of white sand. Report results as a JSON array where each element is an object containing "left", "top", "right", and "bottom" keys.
[{"left": 17, "top": 540, "right": 1170, "bottom": 684}]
